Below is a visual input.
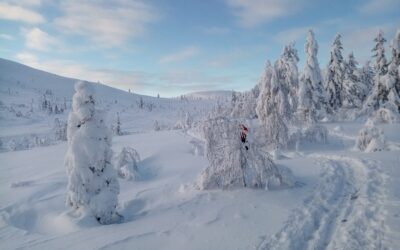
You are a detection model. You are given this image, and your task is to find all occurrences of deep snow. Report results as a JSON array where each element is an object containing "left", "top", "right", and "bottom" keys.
[{"left": 1, "top": 59, "right": 399, "bottom": 249}]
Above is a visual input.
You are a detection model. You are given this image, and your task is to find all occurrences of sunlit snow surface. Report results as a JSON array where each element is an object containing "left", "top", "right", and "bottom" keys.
[{"left": 1, "top": 58, "right": 399, "bottom": 249}]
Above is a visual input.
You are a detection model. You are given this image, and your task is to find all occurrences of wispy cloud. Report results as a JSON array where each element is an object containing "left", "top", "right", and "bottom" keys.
[
  {"left": 15, "top": 52, "right": 150, "bottom": 92},
  {"left": 158, "top": 46, "right": 200, "bottom": 64},
  {"left": 208, "top": 49, "right": 251, "bottom": 68},
  {"left": 0, "top": 2, "right": 45, "bottom": 24},
  {"left": 275, "top": 26, "right": 316, "bottom": 45},
  {"left": 359, "top": 0, "right": 400, "bottom": 14},
  {"left": 340, "top": 23, "right": 398, "bottom": 63},
  {"left": 224, "top": 0, "right": 307, "bottom": 27},
  {"left": 22, "top": 27, "right": 60, "bottom": 51},
  {"left": 0, "top": 33, "right": 14, "bottom": 40},
  {"left": 15, "top": 52, "right": 239, "bottom": 96},
  {"left": 203, "top": 26, "right": 231, "bottom": 35},
  {"left": 54, "top": 0, "right": 158, "bottom": 47}
]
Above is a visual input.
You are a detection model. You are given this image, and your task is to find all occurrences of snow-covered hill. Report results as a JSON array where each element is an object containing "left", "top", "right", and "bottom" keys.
[
  {"left": 0, "top": 58, "right": 215, "bottom": 151},
  {"left": 184, "top": 90, "right": 233, "bottom": 100}
]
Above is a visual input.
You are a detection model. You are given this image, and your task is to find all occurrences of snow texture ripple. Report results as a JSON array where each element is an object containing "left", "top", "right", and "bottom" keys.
[{"left": 259, "top": 155, "right": 388, "bottom": 250}]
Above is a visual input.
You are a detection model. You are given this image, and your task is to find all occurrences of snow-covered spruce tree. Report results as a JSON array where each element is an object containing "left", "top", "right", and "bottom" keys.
[
  {"left": 256, "top": 61, "right": 289, "bottom": 149},
  {"left": 272, "top": 45, "right": 297, "bottom": 122},
  {"left": 298, "top": 30, "right": 325, "bottom": 123},
  {"left": 364, "top": 30, "right": 389, "bottom": 111},
  {"left": 276, "top": 43, "right": 300, "bottom": 114},
  {"left": 65, "top": 81, "right": 121, "bottom": 224},
  {"left": 360, "top": 60, "right": 374, "bottom": 101},
  {"left": 392, "top": 29, "right": 400, "bottom": 95},
  {"left": 197, "top": 117, "right": 292, "bottom": 190},
  {"left": 386, "top": 29, "right": 400, "bottom": 112},
  {"left": 342, "top": 52, "right": 366, "bottom": 109},
  {"left": 115, "top": 147, "right": 141, "bottom": 181},
  {"left": 325, "top": 33, "right": 345, "bottom": 112},
  {"left": 256, "top": 61, "right": 274, "bottom": 123},
  {"left": 113, "top": 112, "right": 122, "bottom": 136}
]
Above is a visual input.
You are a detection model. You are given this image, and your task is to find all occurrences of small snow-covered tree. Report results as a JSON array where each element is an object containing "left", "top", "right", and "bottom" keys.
[
  {"left": 325, "top": 34, "right": 345, "bottom": 112},
  {"left": 115, "top": 147, "right": 140, "bottom": 180},
  {"left": 197, "top": 117, "right": 292, "bottom": 190},
  {"left": 65, "top": 81, "right": 121, "bottom": 224},
  {"left": 342, "top": 52, "right": 366, "bottom": 109},
  {"left": 113, "top": 112, "right": 122, "bottom": 136}
]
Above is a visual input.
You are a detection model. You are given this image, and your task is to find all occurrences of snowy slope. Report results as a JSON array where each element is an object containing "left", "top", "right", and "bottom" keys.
[
  {"left": 0, "top": 58, "right": 399, "bottom": 249},
  {"left": 0, "top": 58, "right": 214, "bottom": 150},
  {"left": 184, "top": 90, "right": 233, "bottom": 100}
]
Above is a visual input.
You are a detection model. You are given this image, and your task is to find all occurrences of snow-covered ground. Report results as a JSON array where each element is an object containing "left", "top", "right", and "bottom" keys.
[{"left": 1, "top": 59, "right": 400, "bottom": 249}]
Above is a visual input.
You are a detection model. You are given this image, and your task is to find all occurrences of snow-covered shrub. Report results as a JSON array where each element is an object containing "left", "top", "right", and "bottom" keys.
[
  {"left": 153, "top": 120, "right": 160, "bottom": 131},
  {"left": 197, "top": 117, "right": 293, "bottom": 190},
  {"left": 114, "top": 147, "right": 140, "bottom": 180},
  {"left": 303, "top": 124, "right": 328, "bottom": 144},
  {"left": 355, "top": 125, "right": 386, "bottom": 152},
  {"left": 65, "top": 81, "right": 122, "bottom": 224},
  {"left": 365, "top": 107, "right": 400, "bottom": 125},
  {"left": 287, "top": 124, "right": 328, "bottom": 150},
  {"left": 174, "top": 111, "right": 193, "bottom": 130}
]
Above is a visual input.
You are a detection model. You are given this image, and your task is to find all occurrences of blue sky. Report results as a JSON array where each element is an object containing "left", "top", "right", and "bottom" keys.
[{"left": 1, "top": 0, "right": 399, "bottom": 97}]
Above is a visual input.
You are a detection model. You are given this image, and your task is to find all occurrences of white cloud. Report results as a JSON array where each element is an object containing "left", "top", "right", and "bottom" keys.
[
  {"left": 204, "top": 26, "right": 231, "bottom": 35},
  {"left": 338, "top": 23, "right": 398, "bottom": 64},
  {"left": 23, "top": 27, "right": 59, "bottom": 51},
  {"left": 359, "top": 0, "right": 400, "bottom": 14},
  {"left": 54, "top": 0, "right": 158, "bottom": 47},
  {"left": 0, "top": 2, "right": 45, "bottom": 24},
  {"left": 15, "top": 52, "right": 149, "bottom": 91},
  {"left": 0, "top": 34, "right": 14, "bottom": 40},
  {"left": 275, "top": 26, "right": 316, "bottom": 45},
  {"left": 158, "top": 46, "right": 200, "bottom": 64},
  {"left": 224, "top": 0, "right": 307, "bottom": 27}
]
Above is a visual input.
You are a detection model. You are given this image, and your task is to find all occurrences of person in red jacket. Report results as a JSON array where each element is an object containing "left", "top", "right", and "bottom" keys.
[{"left": 240, "top": 124, "right": 249, "bottom": 150}]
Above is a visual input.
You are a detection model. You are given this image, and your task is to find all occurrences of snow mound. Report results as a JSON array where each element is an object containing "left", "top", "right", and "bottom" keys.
[
  {"left": 114, "top": 147, "right": 141, "bottom": 180},
  {"left": 197, "top": 117, "right": 294, "bottom": 190},
  {"left": 355, "top": 125, "right": 386, "bottom": 152}
]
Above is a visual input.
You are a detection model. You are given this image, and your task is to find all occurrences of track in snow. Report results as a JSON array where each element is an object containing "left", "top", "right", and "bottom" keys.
[{"left": 259, "top": 155, "right": 388, "bottom": 250}]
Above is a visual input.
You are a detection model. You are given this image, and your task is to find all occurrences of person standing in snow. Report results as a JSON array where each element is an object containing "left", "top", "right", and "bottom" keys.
[{"left": 240, "top": 124, "right": 249, "bottom": 150}]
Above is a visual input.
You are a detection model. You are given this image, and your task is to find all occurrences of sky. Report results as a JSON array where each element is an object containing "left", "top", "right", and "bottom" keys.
[{"left": 0, "top": 0, "right": 399, "bottom": 97}]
